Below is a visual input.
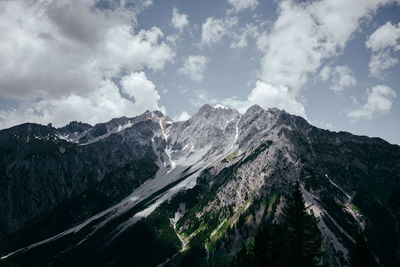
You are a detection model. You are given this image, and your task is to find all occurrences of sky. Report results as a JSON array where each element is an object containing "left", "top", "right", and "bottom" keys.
[{"left": 0, "top": 0, "right": 399, "bottom": 145}]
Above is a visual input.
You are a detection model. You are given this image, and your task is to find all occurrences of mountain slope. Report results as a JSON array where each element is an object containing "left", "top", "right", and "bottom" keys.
[{"left": 1, "top": 105, "right": 399, "bottom": 266}]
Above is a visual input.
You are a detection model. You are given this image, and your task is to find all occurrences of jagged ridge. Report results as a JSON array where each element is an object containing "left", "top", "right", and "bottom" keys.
[{"left": 0, "top": 104, "right": 399, "bottom": 267}]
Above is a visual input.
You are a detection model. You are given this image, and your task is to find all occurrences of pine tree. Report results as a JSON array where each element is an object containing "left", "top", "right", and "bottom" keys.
[
  {"left": 231, "top": 181, "right": 323, "bottom": 267},
  {"left": 232, "top": 242, "right": 253, "bottom": 267},
  {"left": 268, "top": 223, "right": 290, "bottom": 267},
  {"left": 350, "top": 232, "right": 379, "bottom": 267},
  {"left": 253, "top": 226, "right": 270, "bottom": 266},
  {"left": 282, "top": 181, "right": 323, "bottom": 267}
]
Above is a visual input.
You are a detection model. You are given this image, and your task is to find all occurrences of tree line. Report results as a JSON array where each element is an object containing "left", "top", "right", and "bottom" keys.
[{"left": 232, "top": 181, "right": 379, "bottom": 267}]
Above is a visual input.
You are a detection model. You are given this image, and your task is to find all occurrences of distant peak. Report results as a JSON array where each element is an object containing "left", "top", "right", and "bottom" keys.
[
  {"left": 214, "top": 104, "right": 229, "bottom": 110},
  {"left": 141, "top": 110, "right": 165, "bottom": 119},
  {"left": 245, "top": 104, "right": 263, "bottom": 114},
  {"left": 267, "top": 107, "right": 281, "bottom": 113},
  {"left": 199, "top": 104, "right": 213, "bottom": 112},
  {"left": 153, "top": 110, "right": 164, "bottom": 118},
  {"left": 143, "top": 110, "right": 152, "bottom": 116},
  {"left": 62, "top": 121, "right": 92, "bottom": 128}
]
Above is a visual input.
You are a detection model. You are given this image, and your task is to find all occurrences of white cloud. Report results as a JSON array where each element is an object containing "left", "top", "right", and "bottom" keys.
[
  {"left": 366, "top": 21, "right": 400, "bottom": 52},
  {"left": 0, "top": 0, "right": 172, "bottom": 128},
  {"left": 171, "top": 7, "right": 189, "bottom": 30},
  {"left": 189, "top": 90, "right": 219, "bottom": 108},
  {"left": 201, "top": 17, "right": 238, "bottom": 46},
  {"left": 252, "top": 0, "right": 397, "bottom": 123},
  {"left": 330, "top": 65, "right": 357, "bottom": 92},
  {"left": 257, "top": 0, "right": 397, "bottom": 91},
  {"left": 0, "top": 72, "right": 165, "bottom": 128},
  {"left": 347, "top": 85, "right": 397, "bottom": 121},
  {"left": 228, "top": 0, "right": 258, "bottom": 13},
  {"left": 231, "top": 23, "right": 260, "bottom": 49},
  {"left": 178, "top": 55, "right": 209, "bottom": 81},
  {"left": 190, "top": 82, "right": 306, "bottom": 117},
  {"left": 368, "top": 51, "right": 399, "bottom": 78},
  {"left": 174, "top": 111, "right": 191, "bottom": 121},
  {"left": 200, "top": 15, "right": 262, "bottom": 49},
  {"left": 98, "top": 25, "right": 174, "bottom": 77},
  {"left": 365, "top": 21, "right": 400, "bottom": 78},
  {"left": 319, "top": 65, "right": 332, "bottom": 82},
  {"left": 245, "top": 81, "right": 306, "bottom": 117},
  {"left": 319, "top": 65, "right": 357, "bottom": 92},
  {"left": 120, "top": 72, "right": 160, "bottom": 108}
]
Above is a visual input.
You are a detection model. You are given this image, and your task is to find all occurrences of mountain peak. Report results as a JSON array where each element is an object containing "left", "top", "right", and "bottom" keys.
[
  {"left": 214, "top": 104, "right": 230, "bottom": 110},
  {"left": 1, "top": 102, "right": 400, "bottom": 267},
  {"left": 198, "top": 104, "right": 214, "bottom": 114},
  {"left": 246, "top": 104, "right": 263, "bottom": 113}
]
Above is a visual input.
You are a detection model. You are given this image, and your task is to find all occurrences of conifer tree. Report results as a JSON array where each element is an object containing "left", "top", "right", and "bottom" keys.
[
  {"left": 231, "top": 181, "right": 323, "bottom": 267},
  {"left": 350, "top": 232, "right": 379, "bottom": 267},
  {"left": 282, "top": 181, "right": 323, "bottom": 267},
  {"left": 232, "top": 242, "right": 252, "bottom": 267},
  {"left": 253, "top": 226, "right": 270, "bottom": 266}
]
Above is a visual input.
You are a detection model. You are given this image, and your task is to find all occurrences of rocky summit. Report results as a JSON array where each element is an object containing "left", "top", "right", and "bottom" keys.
[{"left": 0, "top": 104, "right": 399, "bottom": 266}]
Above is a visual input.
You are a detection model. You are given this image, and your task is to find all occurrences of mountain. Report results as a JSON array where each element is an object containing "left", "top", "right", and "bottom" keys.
[{"left": 0, "top": 104, "right": 399, "bottom": 266}]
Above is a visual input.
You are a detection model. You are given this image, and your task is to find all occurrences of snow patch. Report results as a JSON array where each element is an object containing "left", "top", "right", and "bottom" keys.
[
  {"left": 117, "top": 122, "right": 133, "bottom": 132},
  {"left": 325, "top": 174, "right": 351, "bottom": 199},
  {"left": 2, "top": 126, "right": 237, "bottom": 260},
  {"left": 159, "top": 120, "right": 168, "bottom": 141},
  {"left": 227, "top": 121, "right": 239, "bottom": 152}
]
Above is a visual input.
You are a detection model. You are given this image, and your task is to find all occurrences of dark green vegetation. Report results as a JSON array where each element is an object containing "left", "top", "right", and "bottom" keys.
[
  {"left": 242, "top": 140, "right": 273, "bottom": 164},
  {"left": 350, "top": 232, "right": 378, "bottom": 267},
  {"left": 305, "top": 134, "right": 400, "bottom": 267},
  {"left": 1, "top": 107, "right": 400, "bottom": 267},
  {"left": 232, "top": 181, "right": 324, "bottom": 267},
  {"left": 2, "top": 157, "right": 158, "bottom": 252},
  {"left": 0, "top": 120, "right": 161, "bottom": 248}
]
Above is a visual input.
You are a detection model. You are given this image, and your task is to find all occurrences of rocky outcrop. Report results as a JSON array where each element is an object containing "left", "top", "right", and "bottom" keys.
[
  {"left": 1, "top": 105, "right": 399, "bottom": 266},
  {"left": 0, "top": 111, "right": 169, "bottom": 241}
]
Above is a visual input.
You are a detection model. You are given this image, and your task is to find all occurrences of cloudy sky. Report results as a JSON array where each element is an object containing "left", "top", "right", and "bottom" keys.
[{"left": 0, "top": 0, "right": 399, "bottom": 144}]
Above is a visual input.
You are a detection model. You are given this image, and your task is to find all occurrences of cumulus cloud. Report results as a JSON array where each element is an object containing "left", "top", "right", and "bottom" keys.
[
  {"left": 171, "top": 7, "right": 189, "bottom": 30},
  {"left": 190, "top": 82, "right": 306, "bottom": 118},
  {"left": 319, "top": 65, "right": 332, "bottom": 82},
  {"left": 365, "top": 21, "right": 400, "bottom": 78},
  {"left": 201, "top": 17, "right": 238, "bottom": 46},
  {"left": 347, "top": 85, "right": 397, "bottom": 121},
  {"left": 245, "top": 82, "right": 306, "bottom": 117},
  {"left": 257, "top": 0, "right": 396, "bottom": 91},
  {"left": 368, "top": 51, "right": 399, "bottom": 79},
  {"left": 366, "top": 21, "right": 400, "bottom": 52},
  {"left": 231, "top": 23, "right": 260, "bottom": 49},
  {"left": 319, "top": 65, "right": 357, "bottom": 92},
  {"left": 174, "top": 111, "right": 191, "bottom": 121},
  {"left": 0, "top": 72, "right": 165, "bottom": 128},
  {"left": 0, "top": 0, "right": 172, "bottom": 128},
  {"left": 330, "top": 65, "right": 357, "bottom": 92},
  {"left": 120, "top": 72, "right": 160, "bottom": 107},
  {"left": 249, "top": 0, "right": 398, "bottom": 122},
  {"left": 178, "top": 55, "right": 209, "bottom": 81},
  {"left": 228, "top": 0, "right": 258, "bottom": 13}
]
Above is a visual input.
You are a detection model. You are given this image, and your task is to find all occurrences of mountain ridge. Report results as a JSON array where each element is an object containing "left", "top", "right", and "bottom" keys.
[
  {"left": 2, "top": 104, "right": 395, "bottom": 147},
  {"left": 1, "top": 104, "right": 399, "bottom": 266}
]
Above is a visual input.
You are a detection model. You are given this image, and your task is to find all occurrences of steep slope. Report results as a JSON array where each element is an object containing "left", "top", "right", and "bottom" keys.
[
  {"left": 0, "top": 111, "right": 169, "bottom": 246},
  {"left": 1, "top": 105, "right": 399, "bottom": 267}
]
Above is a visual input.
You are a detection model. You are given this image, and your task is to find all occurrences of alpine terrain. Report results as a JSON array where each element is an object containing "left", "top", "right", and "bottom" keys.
[{"left": 0, "top": 104, "right": 399, "bottom": 266}]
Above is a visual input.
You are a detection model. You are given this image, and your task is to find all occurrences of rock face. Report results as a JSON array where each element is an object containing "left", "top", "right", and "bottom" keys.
[
  {"left": 0, "top": 111, "right": 167, "bottom": 238},
  {"left": 1, "top": 105, "right": 399, "bottom": 267}
]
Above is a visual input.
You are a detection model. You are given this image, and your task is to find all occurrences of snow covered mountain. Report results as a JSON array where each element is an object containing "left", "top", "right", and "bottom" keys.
[{"left": 0, "top": 104, "right": 399, "bottom": 266}]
